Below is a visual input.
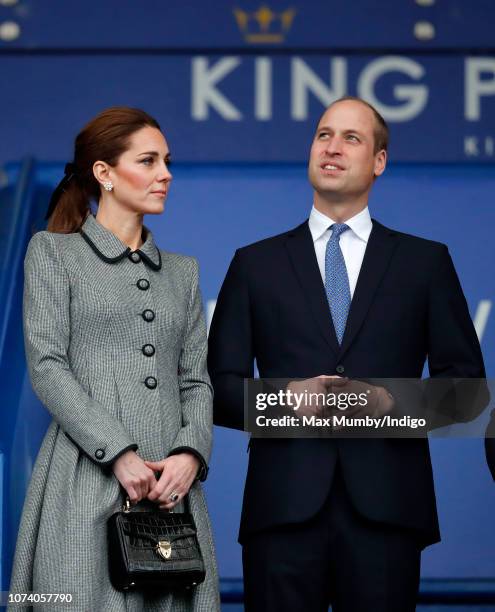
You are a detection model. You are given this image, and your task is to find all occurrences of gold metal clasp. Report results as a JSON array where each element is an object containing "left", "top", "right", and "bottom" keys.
[{"left": 156, "top": 540, "right": 172, "bottom": 560}]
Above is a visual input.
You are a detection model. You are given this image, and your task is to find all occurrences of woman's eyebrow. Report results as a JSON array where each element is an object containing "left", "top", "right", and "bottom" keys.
[{"left": 137, "top": 151, "right": 171, "bottom": 158}]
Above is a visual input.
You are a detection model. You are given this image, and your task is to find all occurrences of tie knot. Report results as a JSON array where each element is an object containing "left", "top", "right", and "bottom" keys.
[{"left": 331, "top": 223, "right": 350, "bottom": 238}]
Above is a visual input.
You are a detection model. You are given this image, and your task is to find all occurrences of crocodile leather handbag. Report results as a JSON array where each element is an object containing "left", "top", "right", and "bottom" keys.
[{"left": 108, "top": 496, "right": 206, "bottom": 591}]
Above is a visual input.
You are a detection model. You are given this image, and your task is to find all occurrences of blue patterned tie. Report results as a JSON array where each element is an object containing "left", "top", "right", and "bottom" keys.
[{"left": 325, "top": 223, "right": 351, "bottom": 344}]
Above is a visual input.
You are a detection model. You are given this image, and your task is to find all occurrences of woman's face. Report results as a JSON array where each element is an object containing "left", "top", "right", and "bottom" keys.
[{"left": 107, "top": 126, "right": 172, "bottom": 215}]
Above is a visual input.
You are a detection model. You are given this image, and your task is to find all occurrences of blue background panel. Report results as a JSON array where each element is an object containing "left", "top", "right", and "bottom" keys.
[
  {"left": 1, "top": 0, "right": 494, "bottom": 49},
  {"left": 15, "top": 161, "right": 493, "bottom": 580},
  {"left": 1, "top": 54, "right": 494, "bottom": 165}
]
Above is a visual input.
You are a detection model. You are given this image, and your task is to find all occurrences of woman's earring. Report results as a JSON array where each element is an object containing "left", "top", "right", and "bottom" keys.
[{"left": 103, "top": 181, "right": 114, "bottom": 192}]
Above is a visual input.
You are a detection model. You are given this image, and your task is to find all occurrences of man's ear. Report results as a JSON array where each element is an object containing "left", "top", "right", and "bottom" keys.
[{"left": 374, "top": 150, "right": 387, "bottom": 177}]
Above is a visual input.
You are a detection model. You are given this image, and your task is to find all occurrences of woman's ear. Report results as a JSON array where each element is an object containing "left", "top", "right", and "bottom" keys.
[{"left": 93, "top": 160, "right": 111, "bottom": 185}]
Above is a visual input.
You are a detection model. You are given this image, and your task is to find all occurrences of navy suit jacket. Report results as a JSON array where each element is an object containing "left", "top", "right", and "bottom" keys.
[{"left": 208, "top": 219, "right": 485, "bottom": 547}]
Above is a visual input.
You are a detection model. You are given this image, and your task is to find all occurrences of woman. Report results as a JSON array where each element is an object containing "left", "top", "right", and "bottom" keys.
[{"left": 9, "top": 107, "right": 220, "bottom": 611}]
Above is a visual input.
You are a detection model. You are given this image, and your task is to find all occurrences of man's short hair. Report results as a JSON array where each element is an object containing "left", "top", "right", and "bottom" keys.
[{"left": 325, "top": 96, "right": 389, "bottom": 154}]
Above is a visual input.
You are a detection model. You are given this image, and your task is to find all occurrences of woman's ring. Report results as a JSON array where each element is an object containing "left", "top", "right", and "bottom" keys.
[{"left": 169, "top": 491, "right": 179, "bottom": 502}]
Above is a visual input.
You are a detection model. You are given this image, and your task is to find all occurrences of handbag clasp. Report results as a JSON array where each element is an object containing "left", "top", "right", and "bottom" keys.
[{"left": 156, "top": 540, "right": 172, "bottom": 560}]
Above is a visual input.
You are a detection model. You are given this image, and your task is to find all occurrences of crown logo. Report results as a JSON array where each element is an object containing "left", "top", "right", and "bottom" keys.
[{"left": 233, "top": 5, "right": 296, "bottom": 44}]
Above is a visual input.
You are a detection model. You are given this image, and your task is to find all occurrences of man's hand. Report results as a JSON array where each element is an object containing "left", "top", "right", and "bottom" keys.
[
  {"left": 145, "top": 453, "right": 201, "bottom": 510},
  {"left": 112, "top": 450, "right": 158, "bottom": 504},
  {"left": 286, "top": 375, "right": 347, "bottom": 418},
  {"left": 330, "top": 379, "right": 395, "bottom": 421}
]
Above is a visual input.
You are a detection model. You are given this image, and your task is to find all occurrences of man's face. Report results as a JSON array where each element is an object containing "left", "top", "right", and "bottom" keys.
[{"left": 308, "top": 100, "right": 386, "bottom": 202}]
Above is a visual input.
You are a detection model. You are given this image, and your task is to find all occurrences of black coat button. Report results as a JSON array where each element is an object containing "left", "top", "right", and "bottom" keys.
[
  {"left": 129, "top": 252, "right": 141, "bottom": 263},
  {"left": 142, "top": 344, "right": 155, "bottom": 357},
  {"left": 145, "top": 376, "right": 157, "bottom": 389},
  {"left": 142, "top": 309, "right": 155, "bottom": 322},
  {"left": 95, "top": 449, "right": 105, "bottom": 460},
  {"left": 137, "top": 278, "right": 150, "bottom": 291},
  {"left": 336, "top": 365, "right": 345, "bottom": 374}
]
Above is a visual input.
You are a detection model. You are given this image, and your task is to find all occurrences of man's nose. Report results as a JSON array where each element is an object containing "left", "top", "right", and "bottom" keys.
[{"left": 325, "top": 136, "right": 343, "bottom": 155}]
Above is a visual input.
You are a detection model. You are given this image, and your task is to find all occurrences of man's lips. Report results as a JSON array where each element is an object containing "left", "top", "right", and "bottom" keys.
[
  {"left": 150, "top": 190, "right": 167, "bottom": 196},
  {"left": 320, "top": 162, "right": 345, "bottom": 171}
]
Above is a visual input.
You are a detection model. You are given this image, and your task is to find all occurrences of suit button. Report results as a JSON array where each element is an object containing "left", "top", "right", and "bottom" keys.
[
  {"left": 95, "top": 449, "right": 105, "bottom": 460},
  {"left": 137, "top": 278, "right": 150, "bottom": 291},
  {"left": 142, "top": 309, "right": 155, "bottom": 322},
  {"left": 129, "top": 252, "right": 141, "bottom": 263},
  {"left": 336, "top": 365, "right": 345, "bottom": 374},
  {"left": 142, "top": 344, "right": 155, "bottom": 357},
  {"left": 145, "top": 376, "right": 157, "bottom": 389}
]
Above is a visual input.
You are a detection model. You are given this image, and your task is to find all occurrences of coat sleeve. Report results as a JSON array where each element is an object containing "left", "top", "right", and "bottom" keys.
[
  {"left": 23, "top": 231, "right": 138, "bottom": 467},
  {"left": 168, "top": 257, "right": 213, "bottom": 482},
  {"left": 427, "top": 244, "right": 485, "bottom": 378},
  {"left": 207, "top": 249, "right": 255, "bottom": 431},
  {"left": 350, "top": 243, "right": 488, "bottom": 431},
  {"left": 421, "top": 244, "right": 489, "bottom": 427}
]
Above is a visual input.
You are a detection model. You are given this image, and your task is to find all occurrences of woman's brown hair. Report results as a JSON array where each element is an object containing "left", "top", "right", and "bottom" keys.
[{"left": 47, "top": 107, "right": 161, "bottom": 233}]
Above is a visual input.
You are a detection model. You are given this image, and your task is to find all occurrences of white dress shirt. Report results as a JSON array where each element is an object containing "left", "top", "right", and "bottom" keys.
[{"left": 308, "top": 205, "right": 372, "bottom": 298}]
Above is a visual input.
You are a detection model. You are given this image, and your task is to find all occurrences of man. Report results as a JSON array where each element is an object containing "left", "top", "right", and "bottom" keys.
[{"left": 208, "top": 97, "right": 485, "bottom": 611}]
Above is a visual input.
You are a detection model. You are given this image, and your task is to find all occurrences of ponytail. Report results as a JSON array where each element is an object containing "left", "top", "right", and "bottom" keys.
[{"left": 46, "top": 163, "right": 90, "bottom": 233}]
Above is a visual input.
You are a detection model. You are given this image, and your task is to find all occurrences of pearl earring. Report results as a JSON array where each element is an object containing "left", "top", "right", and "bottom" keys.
[{"left": 103, "top": 181, "right": 114, "bottom": 192}]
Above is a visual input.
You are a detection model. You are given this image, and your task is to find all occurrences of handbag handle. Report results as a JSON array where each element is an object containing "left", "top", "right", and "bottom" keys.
[{"left": 122, "top": 493, "right": 191, "bottom": 514}]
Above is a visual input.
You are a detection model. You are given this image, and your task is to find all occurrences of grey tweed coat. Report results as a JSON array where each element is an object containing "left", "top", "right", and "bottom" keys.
[{"left": 9, "top": 214, "right": 220, "bottom": 611}]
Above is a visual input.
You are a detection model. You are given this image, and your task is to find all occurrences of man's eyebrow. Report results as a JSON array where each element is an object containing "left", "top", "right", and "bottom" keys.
[
  {"left": 316, "top": 126, "right": 364, "bottom": 136},
  {"left": 342, "top": 128, "right": 364, "bottom": 135}
]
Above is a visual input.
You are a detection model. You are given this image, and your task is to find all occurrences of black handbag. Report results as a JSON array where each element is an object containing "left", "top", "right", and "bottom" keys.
[{"left": 108, "top": 495, "right": 206, "bottom": 591}]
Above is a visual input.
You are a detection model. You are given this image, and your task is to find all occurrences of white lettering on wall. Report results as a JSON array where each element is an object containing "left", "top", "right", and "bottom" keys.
[
  {"left": 465, "top": 137, "right": 479, "bottom": 156},
  {"left": 291, "top": 57, "right": 346, "bottom": 120},
  {"left": 192, "top": 57, "right": 242, "bottom": 120},
  {"left": 464, "top": 136, "right": 495, "bottom": 157},
  {"left": 474, "top": 300, "right": 492, "bottom": 342},
  {"left": 465, "top": 58, "right": 495, "bottom": 121},
  {"left": 190, "top": 55, "right": 495, "bottom": 135},
  {"left": 255, "top": 57, "right": 272, "bottom": 120},
  {"left": 358, "top": 56, "right": 428, "bottom": 122}
]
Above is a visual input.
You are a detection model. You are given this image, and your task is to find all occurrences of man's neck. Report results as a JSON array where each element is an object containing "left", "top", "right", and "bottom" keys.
[{"left": 314, "top": 194, "right": 368, "bottom": 223}]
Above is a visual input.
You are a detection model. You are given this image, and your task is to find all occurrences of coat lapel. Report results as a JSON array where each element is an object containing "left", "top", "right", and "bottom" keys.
[
  {"left": 339, "top": 220, "right": 399, "bottom": 358},
  {"left": 285, "top": 222, "right": 340, "bottom": 355}
]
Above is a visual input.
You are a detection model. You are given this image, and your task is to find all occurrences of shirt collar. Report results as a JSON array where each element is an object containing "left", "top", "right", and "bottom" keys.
[
  {"left": 79, "top": 213, "right": 162, "bottom": 270},
  {"left": 308, "top": 205, "right": 372, "bottom": 244}
]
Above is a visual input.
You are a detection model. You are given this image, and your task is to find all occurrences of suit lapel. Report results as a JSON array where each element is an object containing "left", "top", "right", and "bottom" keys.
[
  {"left": 339, "top": 220, "right": 399, "bottom": 358},
  {"left": 285, "top": 222, "right": 340, "bottom": 355}
]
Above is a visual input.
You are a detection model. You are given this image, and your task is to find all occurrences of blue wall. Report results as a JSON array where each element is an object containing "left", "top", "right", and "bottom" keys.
[{"left": 4, "top": 161, "right": 495, "bottom": 583}]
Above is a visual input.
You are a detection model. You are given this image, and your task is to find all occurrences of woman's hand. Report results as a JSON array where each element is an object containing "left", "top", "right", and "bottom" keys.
[
  {"left": 112, "top": 450, "right": 157, "bottom": 504},
  {"left": 145, "top": 453, "right": 201, "bottom": 510}
]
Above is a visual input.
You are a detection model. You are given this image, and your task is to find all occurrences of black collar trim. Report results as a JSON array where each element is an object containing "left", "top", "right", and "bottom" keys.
[
  {"left": 80, "top": 230, "right": 162, "bottom": 270},
  {"left": 138, "top": 247, "right": 162, "bottom": 271},
  {"left": 80, "top": 230, "right": 131, "bottom": 263}
]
